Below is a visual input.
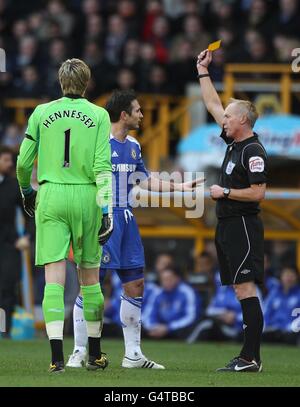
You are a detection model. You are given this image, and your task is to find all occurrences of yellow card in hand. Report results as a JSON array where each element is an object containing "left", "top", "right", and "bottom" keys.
[{"left": 208, "top": 40, "right": 221, "bottom": 51}]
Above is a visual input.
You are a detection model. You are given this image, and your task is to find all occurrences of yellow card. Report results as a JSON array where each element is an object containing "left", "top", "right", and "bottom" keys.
[{"left": 208, "top": 40, "right": 221, "bottom": 51}]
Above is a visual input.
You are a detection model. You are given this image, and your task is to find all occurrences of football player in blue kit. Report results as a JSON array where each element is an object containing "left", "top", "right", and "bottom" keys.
[{"left": 67, "top": 90, "right": 202, "bottom": 369}]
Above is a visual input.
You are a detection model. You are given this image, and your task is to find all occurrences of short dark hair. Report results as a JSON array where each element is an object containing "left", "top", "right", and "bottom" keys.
[
  {"left": 161, "top": 267, "right": 183, "bottom": 280},
  {"left": 105, "top": 89, "right": 137, "bottom": 123},
  {"left": 0, "top": 145, "right": 13, "bottom": 157}
]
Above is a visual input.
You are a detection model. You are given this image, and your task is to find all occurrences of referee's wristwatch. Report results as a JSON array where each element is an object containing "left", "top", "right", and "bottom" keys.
[{"left": 223, "top": 187, "right": 231, "bottom": 199}]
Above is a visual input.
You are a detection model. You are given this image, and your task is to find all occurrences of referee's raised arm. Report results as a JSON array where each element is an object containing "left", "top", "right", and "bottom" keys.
[{"left": 196, "top": 49, "right": 224, "bottom": 127}]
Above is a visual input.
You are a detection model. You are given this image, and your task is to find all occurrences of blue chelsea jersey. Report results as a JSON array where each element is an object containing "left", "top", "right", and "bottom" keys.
[{"left": 110, "top": 135, "right": 149, "bottom": 209}]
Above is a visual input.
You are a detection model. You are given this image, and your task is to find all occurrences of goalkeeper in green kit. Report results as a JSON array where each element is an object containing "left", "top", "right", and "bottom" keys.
[{"left": 16, "top": 59, "right": 113, "bottom": 373}]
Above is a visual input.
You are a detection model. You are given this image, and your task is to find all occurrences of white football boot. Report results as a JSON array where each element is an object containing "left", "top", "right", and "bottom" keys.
[
  {"left": 122, "top": 355, "right": 165, "bottom": 369},
  {"left": 66, "top": 348, "right": 87, "bottom": 368}
]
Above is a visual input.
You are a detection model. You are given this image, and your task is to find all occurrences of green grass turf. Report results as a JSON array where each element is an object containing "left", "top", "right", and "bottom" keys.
[{"left": 0, "top": 338, "right": 299, "bottom": 387}]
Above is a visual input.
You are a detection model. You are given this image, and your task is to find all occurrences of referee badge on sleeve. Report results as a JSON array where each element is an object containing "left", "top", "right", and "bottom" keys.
[
  {"left": 225, "top": 161, "right": 236, "bottom": 175},
  {"left": 249, "top": 156, "right": 264, "bottom": 172}
]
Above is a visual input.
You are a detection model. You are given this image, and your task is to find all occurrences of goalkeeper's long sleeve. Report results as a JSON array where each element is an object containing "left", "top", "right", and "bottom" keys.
[
  {"left": 17, "top": 109, "right": 39, "bottom": 190},
  {"left": 93, "top": 110, "right": 113, "bottom": 213}
]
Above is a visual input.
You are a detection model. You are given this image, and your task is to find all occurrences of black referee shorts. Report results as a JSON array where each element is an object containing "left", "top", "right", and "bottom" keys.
[{"left": 215, "top": 215, "right": 264, "bottom": 286}]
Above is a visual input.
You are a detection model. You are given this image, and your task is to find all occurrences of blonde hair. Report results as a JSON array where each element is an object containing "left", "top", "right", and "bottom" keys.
[
  {"left": 229, "top": 98, "right": 258, "bottom": 128},
  {"left": 58, "top": 58, "right": 91, "bottom": 96}
]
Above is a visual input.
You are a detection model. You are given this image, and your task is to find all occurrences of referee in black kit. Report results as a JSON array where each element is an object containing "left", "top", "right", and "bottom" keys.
[{"left": 196, "top": 49, "right": 267, "bottom": 372}]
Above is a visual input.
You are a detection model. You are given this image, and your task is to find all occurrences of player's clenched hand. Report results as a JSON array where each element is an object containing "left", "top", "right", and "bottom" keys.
[
  {"left": 21, "top": 188, "right": 37, "bottom": 217},
  {"left": 98, "top": 213, "right": 113, "bottom": 246},
  {"left": 197, "top": 49, "right": 212, "bottom": 71},
  {"left": 210, "top": 184, "right": 224, "bottom": 200}
]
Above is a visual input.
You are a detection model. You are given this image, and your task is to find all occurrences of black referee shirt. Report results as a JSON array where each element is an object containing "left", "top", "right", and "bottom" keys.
[{"left": 216, "top": 130, "right": 268, "bottom": 219}]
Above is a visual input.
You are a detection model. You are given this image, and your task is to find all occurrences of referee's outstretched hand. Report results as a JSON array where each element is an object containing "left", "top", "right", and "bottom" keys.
[
  {"left": 21, "top": 188, "right": 37, "bottom": 217},
  {"left": 98, "top": 213, "right": 114, "bottom": 246}
]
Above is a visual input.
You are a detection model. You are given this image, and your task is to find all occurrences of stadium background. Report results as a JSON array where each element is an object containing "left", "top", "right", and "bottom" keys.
[{"left": 1, "top": 0, "right": 300, "bottom": 373}]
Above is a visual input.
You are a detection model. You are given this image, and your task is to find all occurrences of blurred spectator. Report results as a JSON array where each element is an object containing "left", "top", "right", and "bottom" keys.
[
  {"left": 245, "top": 30, "right": 274, "bottom": 63},
  {"left": 83, "top": 40, "right": 115, "bottom": 94},
  {"left": 2, "top": 124, "right": 24, "bottom": 151},
  {"left": 117, "top": 0, "right": 141, "bottom": 37},
  {"left": 137, "top": 42, "right": 156, "bottom": 89},
  {"left": 205, "top": 0, "right": 238, "bottom": 33},
  {"left": 149, "top": 252, "right": 175, "bottom": 282},
  {"left": 39, "top": 19, "right": 63, "bottom": 42},
  {"left": 14, "top": 36, "right": 41, "bottom": 74},
  {"left": 45, "top": 0, "right": 74, "bottom": 38},
  {"left": 170, "top": 15, "right": 211, "bottom": 62},
  {"left": 27, "top": 12, "right": 44, "bottom": 41},
  {"left": 143, "top": 268, "right": 202, "bottom": 339},
  {"left": 169, "top": 40, "right": 196, "bottom": 94},
  {"left": 13, "top": 65, "right": 43, "bottom": 98},
  {"left": 104, "top": 14, "right": 128, "bottom": 66},
  {"left": 273, "top": 0, "right": 300, "bottom": 38},
  {"left": 189, "top": 251, "right": 216, "bottom": 306},
  {"left": 0, "top": 71, "right": 13, "bottom": 99},
  {"left": 215, "top": 25, "right": 238, "bottom": 62},
  {"left": 243, "top": 0, "right": 274, "bottom": 38},
  {"left": 115, "top": 67, "right": 136, "bottom": 91},
  {"left": 162, "top": 0, "right": 186, "bottom": 20},
  {"left": 140, "top": 64, "right": 173, "bottom": 94},
  {"left": 271, "top": 241, "right": 296, "bottom": 270},
  {"left": 0, "top": 0, "right": 11, "bottom": 38},
  {"left": 121, "top": 39, "right": 140, "bottom": 74},
  {"left": 11, "top": 19, "right": 29, "bottom": 45},
  {"left": 263, "top": 253, "right": 280, "bottom": 295},
  {"left": 0, "top": 146, "right": 30, "bottom": 337},
  {"left": 142, "top": 0, "right": 164, "bottom": 41},
  {"left": 149, "top": 15, "right": 171, "bottom": 64},
  {"left": 263, "top": 266, "right": 300, "bottom": 345},
  {"left": 187, "top": 273, "right": 243, "bottom": 343},
  {"left": 45, "top": 38, "right": 67, "bottom": 97},
  {"left": 84, "top": 14, "right": 104, "bottom": 45},
  {"left": 273, "top": 34, "right": 300, "bottom": 63}
]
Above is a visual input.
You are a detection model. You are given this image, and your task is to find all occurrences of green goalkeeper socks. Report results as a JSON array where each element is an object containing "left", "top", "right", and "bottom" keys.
[
  {"left": 81, "top": 283, "right": 104, "bottom": 338},
  {"left": 81, "top": 283, "right": 104, "bottom": 322},
  {"left": 42, "top": 283, "right": 64, "bottom": 340}
]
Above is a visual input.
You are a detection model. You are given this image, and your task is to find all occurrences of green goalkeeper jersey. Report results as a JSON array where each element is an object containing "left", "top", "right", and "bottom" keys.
[{"left": 17, "top": 96, "right": 111, "bottom": 188}]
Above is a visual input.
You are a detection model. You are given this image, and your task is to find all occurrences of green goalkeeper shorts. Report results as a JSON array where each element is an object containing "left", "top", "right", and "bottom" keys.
[{"left": 35, "top": 182, "right": 102, "bottom": 268}]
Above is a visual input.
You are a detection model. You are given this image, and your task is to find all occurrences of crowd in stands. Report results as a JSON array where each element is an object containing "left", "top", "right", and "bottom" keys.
[
  {"left": 1, "top": 0, "right": 300, "bottom": 142},
  {"left": 5, "top": 0, "right": 300, "bottom": 92}
]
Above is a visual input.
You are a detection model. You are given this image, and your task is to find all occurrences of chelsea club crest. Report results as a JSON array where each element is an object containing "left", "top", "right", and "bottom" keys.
[
  {"left": 102, "top": 252, "right": 110, "bottom": 264},
  {"left": 131, "top": 148, "right": 137, "bottom": 159}
]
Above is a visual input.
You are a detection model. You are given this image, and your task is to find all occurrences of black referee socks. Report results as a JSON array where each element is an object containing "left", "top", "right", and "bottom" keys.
[{"left": 239, "top": 296, "right": 264, "bottom": 363}]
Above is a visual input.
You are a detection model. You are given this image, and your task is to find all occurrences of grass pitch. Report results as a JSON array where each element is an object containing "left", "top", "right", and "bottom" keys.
[{"left": 0, "top": 338, "right": 299, "bottom": 387}]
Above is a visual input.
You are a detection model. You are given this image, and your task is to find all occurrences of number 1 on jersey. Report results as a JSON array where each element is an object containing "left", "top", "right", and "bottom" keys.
[{"left": 63, "top": 129, "right": 71, "bottom": 167}]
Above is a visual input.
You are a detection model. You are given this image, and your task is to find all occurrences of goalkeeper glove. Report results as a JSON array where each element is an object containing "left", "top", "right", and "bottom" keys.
[
  {"left": 20, "top": 187, "right": 37, "bottom": 217},
  {"left": 98, "top": 213, "right": 113, "bottom": 246}
]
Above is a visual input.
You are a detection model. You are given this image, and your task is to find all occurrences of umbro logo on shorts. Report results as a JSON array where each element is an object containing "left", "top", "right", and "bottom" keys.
[
  {"left": 241, "top": 269, "right": 251, "bottom": 274},
  {"left": 112, "top": 151, "right": 119, "bottom": 157}
]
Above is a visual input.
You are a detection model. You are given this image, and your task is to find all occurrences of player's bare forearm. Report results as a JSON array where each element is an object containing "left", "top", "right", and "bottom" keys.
[
  {"left": 196, "top": 50, "right": 224, "bottom": 127},
  {"left": 229, "top": 184, "right": 266, "bottom": 202},
  {"left": 140, "top": 176, "right": 204, "bottom": 192},
  {"left": 140, "top": 176, "right": 178, "bottom": 192}
]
